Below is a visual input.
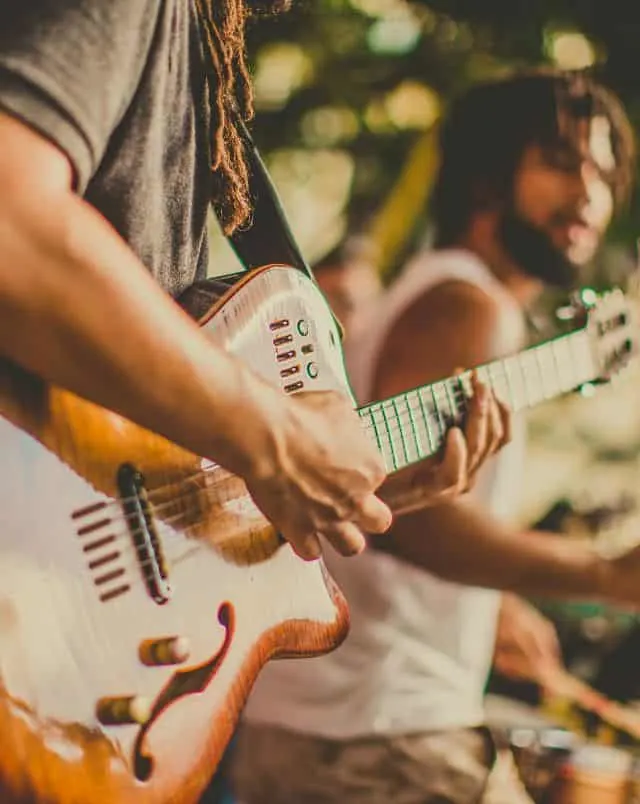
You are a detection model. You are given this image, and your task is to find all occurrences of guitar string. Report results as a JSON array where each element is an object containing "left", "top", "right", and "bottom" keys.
[
  {"left": 80, "top": 355, "right": 591, "bottom": 573},
  {"left": 82, "top": 397, "right": 470, "bottom": 569},
  {"left": 75, "top": 410, "right": 425, "bottom": 548},
  {"left": 72, "top": 404, "right": 438, "bottom": 518},
  {"left": 79, "top": 394, "right": 463, "bottom": 570},
  {"left": 73, "top": 341, "right": 588, "bottom": 523},
  {"left": 74, "top": 364, "right": 571, "bottom": 528}
]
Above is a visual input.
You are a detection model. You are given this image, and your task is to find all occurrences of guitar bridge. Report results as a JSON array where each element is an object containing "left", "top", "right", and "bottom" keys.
[{"left": 117, "top": 463, "right": 172, "bottom": 605}]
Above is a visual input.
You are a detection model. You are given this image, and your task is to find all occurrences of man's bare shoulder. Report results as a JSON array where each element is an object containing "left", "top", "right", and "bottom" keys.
[
  {"left": 402, "top": 278, "right": 501, "bottom": 341},
  {"left": 376, "top": 279, "right": 502, "bottom": 394}
]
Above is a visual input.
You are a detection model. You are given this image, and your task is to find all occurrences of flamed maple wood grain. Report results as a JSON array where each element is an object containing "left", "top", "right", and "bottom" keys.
[{"left": 0, "top": 265, "right": 350, "bottom": 803}]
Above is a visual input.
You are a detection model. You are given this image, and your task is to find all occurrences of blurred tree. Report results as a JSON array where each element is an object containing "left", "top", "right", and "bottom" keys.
[{"left": 236, "top": 0, "right": 640, "bottom": 276}]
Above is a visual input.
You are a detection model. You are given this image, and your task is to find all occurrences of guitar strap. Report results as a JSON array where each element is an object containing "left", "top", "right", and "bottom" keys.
[
  {"left": 224, "top": 122, "right": 314, "bottom": 281},
  {"left": 179, "top": 122, "right": 331, "bottom": 325}
]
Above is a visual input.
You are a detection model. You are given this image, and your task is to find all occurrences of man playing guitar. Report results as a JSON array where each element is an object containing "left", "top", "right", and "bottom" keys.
[{"left": 0, "top": 0, "right": 505, "bottom": 565}]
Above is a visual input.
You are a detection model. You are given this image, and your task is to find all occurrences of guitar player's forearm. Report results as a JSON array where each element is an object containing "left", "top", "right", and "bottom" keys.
[
  {"left": 374, "top": 499, "right": 609, "bottom": 601},
  {"left": 0, "top": 180, "right": 282, "bottom": 479}
]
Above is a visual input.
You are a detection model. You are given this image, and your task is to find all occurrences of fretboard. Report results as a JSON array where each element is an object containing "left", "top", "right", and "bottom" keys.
[{"left": 358, "top": 328, "right": 595, "bottom": 473}]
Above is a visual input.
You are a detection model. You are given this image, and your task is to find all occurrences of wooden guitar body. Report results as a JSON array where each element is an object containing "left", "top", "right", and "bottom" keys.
[{"left": 0, "top": 265, "right": 350, "bottom": 803}]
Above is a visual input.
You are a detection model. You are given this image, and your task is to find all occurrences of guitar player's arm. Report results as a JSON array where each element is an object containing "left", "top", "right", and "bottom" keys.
[
  {"left": 370, "top": 280, "right": 640, "bottom": 608},
  {"left": 0, "top": 103, "right": 513, "bottom": 561},
  {"left": 0, "top": 110, "right": 399, "bottom": 559}
]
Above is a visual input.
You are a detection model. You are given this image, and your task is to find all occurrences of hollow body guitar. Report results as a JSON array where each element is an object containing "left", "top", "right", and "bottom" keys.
[
  {"left": 0, "top": 264, "right": 633, "bottom": 803},
  {"left": 0, "top": 265, "right": 352, "bottom": 804}
]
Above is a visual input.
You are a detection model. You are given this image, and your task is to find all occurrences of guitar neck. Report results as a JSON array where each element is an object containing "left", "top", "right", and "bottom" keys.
[{"left": 358, "top": 328, "right": 596, "bottom": 473}]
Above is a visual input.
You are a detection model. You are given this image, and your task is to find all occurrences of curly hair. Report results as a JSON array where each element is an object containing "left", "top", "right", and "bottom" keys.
[{"left": 195, "top": 0, "right": 254, "bottom": 234}]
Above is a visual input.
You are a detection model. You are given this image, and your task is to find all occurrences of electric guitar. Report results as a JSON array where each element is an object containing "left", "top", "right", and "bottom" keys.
[{"left": 0, "top": 264, "right": 634, "bottom": 803}]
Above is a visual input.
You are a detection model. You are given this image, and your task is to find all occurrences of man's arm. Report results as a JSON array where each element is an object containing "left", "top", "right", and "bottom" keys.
[
  {"left": 493, "top": 593, "right": 563, "bottom": 686},
  {"left": 376, "top": 501, "right": 605, "bottom": 600},
  {"left": 0, "top": 113, "right": 274, "bottom": 475},
  {"left": 369, "top": 279, "right": 635, "bottom": 606},
  {"left": 0, "top": 111, "right": 394, "bottom": 558}
]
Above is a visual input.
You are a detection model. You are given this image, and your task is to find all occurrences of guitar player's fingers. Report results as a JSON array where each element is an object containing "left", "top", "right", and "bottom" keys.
[
  {"left": 496, "top": 395, "right": 512, "bottom": 450},
  {"left": 485, "top": 389, "right": 504, "bottom": 457},
  {"left": 353, "top": 492, "right": 394, "bottom": 535},
  {"left": 285, "top": 530, "right": 323, "bottom": 562},
  {"left": 462, "top": 371, "right": 491, "bottom": 474},
  {"left": 437, "top": 427, "right": 469, "bottom": 497},
  {"left": 320, "top": 520, "right": 368, "bottom": 558},
  {"left": 495, "top": 397, "right": 513, "bottom": 452}
]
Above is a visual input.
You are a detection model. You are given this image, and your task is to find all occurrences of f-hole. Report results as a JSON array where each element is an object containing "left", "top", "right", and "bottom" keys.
[{"left": 132, "top": 602, "right": 235, "bottom": 781}]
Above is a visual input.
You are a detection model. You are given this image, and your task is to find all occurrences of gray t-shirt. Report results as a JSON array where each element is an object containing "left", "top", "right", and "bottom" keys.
[{"left": 0, "top": 0, "right": 212, "bottom": 297}]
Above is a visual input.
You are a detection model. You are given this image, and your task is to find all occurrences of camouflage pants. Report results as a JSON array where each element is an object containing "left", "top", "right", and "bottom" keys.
[{"left": 230, "top": 723, "right": 534, "bottom": 804}]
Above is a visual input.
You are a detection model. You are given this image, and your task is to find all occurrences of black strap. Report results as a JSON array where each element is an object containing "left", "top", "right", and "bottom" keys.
[{"left": 223, "top": 121, "right": 315, "bottom": 281}]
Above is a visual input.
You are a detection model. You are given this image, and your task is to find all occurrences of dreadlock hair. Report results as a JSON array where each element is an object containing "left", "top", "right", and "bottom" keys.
[
  {"left": 195, "top": 0, "right": 254, "bottom": 234},
  {"left": 431, "top": 69, "right": 636, "bottom": 247}
]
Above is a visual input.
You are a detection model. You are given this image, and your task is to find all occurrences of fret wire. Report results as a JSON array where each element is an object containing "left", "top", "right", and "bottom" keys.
[
  {"left": 571, "top": 333, "right": 588, "bottom": 383},
  {"left": 417, "top": 388, "right": 436, "bottom": 454},
  {"left": 522, "top": 349, "right": 541, "bottom": 407},
  {"left": 567, "top": 332, "right": 589, "bottom": 386},
  {"left": 460, "top": 371, "right": 473, "bottom": 398},
  {"left": 511, "top": 353, "right": 530, "bottom": 410},
  {"left": 531, "top": 348, "right": 544, "bottom": 405},
  {"left": 358, "top": 405, "right": 386, "bottom": 465},
  {"left": 578, "top": 333, "right": 590, "bottom": 380},
  {"left": 365, "top": 396, "right": 432, "bottom": 468},
  {"left": 378, "top": 405, "right": 398, "bottom": 471},
  {"left": 542, "top": 344, "right": 560, "bottom": 399},
  {"left": 366, "top": 408, "right": 382, "bottom": 453},
  {"left": 455, "top": 375, "right": 469, "bottom": 417},
  {"left": 533, "top": 346, "right": 550, "bottom": 401},
  {"left": 499, "top": 358, "right": 516, "bottom": 408},
  {"left": 405, "top": 392, "right": 424, "bottom": 458},
  {"left": 562, "top": 335, "right": 579, "bottom": 389},
  {"left": 556, "top": 337, "right": 573, "bottom": 392},
  {"left": 476, "top": 365, "right": 491, "bottom": 386},
  {"left": 431, "top": 385, "right": 445, "bottom": 439},
  {"left": 442, "top": 380, "right": 457, "bottom": 427},
  {"left": 390, "top": 398, "right": 410, "bottom": 466},
  {"left": 540, "top": 341, "right": 562, "bottom": 397},
  {"left": 405, "top": 394, "right": 429, "bottom": 456},
  {"left": 359, "top": 329, "right": 597, "bottom": 473},
  {"left": 488, "top": 361, "right": 508, "bottom": 405},
  {"left": 578, "top": 331, "right": 596, "bottom": 382},
  {"left": 550, "top": 338, "right": 568, "bottom": 394},
  {"left": 543, "top": 345, "right": 557, "bottom": 397}
]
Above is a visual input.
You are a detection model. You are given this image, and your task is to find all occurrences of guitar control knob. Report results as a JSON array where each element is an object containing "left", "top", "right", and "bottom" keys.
[
  {"left": 96, "top": 695, "right": 152, "bottom": 726},
  {"left": 139, "top": 636, "right": 190, "bottom": 666}
]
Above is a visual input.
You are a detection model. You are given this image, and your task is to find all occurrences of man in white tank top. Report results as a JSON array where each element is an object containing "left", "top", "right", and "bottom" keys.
[{"left": 231, "top": 70, "right": 638, "bottom": 803}]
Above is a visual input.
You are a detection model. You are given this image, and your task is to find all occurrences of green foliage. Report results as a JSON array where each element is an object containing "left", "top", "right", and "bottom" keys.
[{"left": 244, "top": 0, "right": 640, "bottom": 264}]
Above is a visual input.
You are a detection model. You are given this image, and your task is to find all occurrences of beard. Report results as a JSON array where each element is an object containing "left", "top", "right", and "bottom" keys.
[{"left": 498, "top": 208, "right": 581, "bottom": 290}]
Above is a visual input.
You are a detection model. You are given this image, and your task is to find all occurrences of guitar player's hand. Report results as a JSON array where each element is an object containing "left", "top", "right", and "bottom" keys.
[
  {"left": 596, "top": 540, "right": 640, "bottom": 608},
  {"left": 244, "top": 390, "right": 392, "bottom": 561},
  {"left": 493, "top": 593, "right": 562, "bottom": 686},
  {"left": 378, "top": 372, "right": 511, "bottom": 516},
  {"left": 243, "top": 373, "right": 508, "bottom": 561}
]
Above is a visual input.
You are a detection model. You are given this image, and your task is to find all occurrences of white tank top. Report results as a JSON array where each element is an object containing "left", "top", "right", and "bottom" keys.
[{"left": 243, "top": 249, "right": 527, "bottom": 738}]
